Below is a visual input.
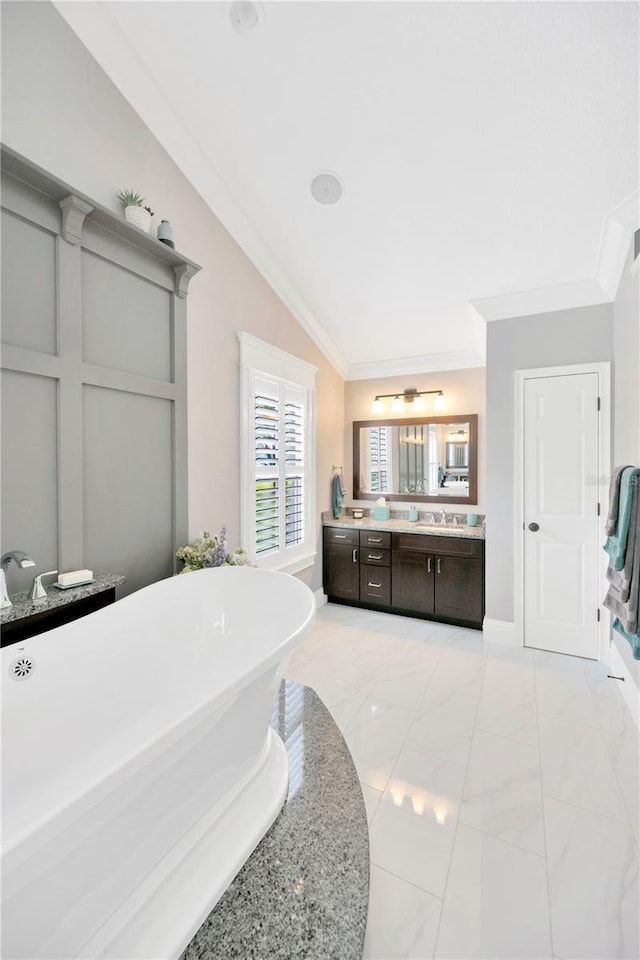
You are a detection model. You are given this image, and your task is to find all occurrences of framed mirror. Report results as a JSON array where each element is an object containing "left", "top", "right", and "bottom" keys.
[{"left": 353, "top": 414, "right": 478, "bottom": 503}]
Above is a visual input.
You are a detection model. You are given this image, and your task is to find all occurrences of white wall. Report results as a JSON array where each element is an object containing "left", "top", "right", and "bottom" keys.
[
  {"left": 1, "top": 0, "right": 344, "bottom": 591},
  {"left": 613, "top": 243, "right": 640, "bottom": 467},
  {"left": 344, "top": 367, "right": 486, "bottom": 514},
  {"left": 612, "top": 241, "right": 640, "bottom": 686}
]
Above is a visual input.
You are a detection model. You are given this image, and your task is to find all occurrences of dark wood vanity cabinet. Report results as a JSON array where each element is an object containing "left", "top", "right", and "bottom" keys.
[
  {"left": 323, "top": 527, "right": 360, "bottom": 600},
  {"left": 392, "top": 534, "right": 484, "bottom": 625},
  {"left": 323, "top": 525, "right": 484, "bottom": 629}
]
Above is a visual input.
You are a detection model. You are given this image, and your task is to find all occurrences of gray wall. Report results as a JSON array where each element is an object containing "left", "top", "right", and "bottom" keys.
[
  {"left": 486, "top": 304, "right": 614, "bottom": 622},
  {"left": 1, "top": 166, "right": 191, "bottom": 597}
]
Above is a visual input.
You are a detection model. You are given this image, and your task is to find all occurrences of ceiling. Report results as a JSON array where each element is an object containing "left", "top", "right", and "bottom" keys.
[{"left": 56, "top": 1, "right": 638, "bottom": 378}]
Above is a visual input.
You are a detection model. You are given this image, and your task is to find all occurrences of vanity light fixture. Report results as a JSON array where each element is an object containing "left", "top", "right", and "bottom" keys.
[{"left": 371, "top": 387, "right": 445, "bottom": 415}]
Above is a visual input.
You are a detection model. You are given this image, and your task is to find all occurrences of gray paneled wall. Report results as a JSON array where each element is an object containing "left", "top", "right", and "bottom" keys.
[{"left": 0, "top": 154, "right": 200, "bottom": 597}]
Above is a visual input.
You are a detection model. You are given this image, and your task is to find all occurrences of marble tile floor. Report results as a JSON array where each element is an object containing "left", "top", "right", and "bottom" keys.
[{"left": 286, "top": 603, "right": 640, "bottom": 960}]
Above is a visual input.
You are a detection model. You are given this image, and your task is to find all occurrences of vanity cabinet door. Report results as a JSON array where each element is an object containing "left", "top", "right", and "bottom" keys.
[
  {"left": 434, "top": 556, "right": 484, "bottom": 624},
  {"left": 391, "top": 551, "right": 435, "bottom": 614},
  {"left": 323, "top": 536, "right": 360, "bottom": 601}
]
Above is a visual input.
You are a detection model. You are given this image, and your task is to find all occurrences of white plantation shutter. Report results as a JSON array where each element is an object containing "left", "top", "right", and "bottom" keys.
[
  {"left": 284, "top": 397, "right": 305, "bottom": 547},
  {"left": 239, "top": 334, "right": 316, "bottom": 573},
  {"left": 254, "top": 387, "right": 279, "bottom": 556}
]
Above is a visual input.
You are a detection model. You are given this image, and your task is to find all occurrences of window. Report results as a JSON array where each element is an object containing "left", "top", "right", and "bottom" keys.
[
  {"left": 369, "top": 425, "right": 390, "bottom": 493},
  {"left": 238, "top": 333, "right": 317, "bottom": 574}
]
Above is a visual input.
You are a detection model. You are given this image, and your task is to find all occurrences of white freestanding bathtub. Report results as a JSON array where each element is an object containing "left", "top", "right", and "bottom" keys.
[{"left": 1, "top": 567, "right": 315, "bottom": 959}]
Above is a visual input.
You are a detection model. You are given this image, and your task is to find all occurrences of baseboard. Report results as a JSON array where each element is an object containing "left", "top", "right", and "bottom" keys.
[
  {"left": 314, "top": 588, "right": 328, "bottom": 609},
  {"left": 483, "top": 618, "right": 520, "bottom": 646},
  {"left": 607, "top": 639, "right": 640, "bottom": 732}
]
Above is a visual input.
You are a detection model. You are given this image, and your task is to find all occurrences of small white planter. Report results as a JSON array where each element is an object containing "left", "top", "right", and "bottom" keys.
[{"left": 124, "top": 205, "right": 151, "bottom": 233}]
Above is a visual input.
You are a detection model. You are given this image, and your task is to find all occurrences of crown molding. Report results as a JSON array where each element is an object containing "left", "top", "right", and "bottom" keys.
[
  {"left": 346, "top": 348, "right": 484, "bottom": 381},
  {"left": 53, "top": 2, "right": 350, "bottom": 380},
  {"left": 470, "top": 278, "right": 611, "bottom": 323},
  {"left": 595, "top": 189, "right": 640, "bottom": 298}
]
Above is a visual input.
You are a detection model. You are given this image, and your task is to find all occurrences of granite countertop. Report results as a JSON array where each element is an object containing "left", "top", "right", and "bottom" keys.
[
  {"left": 0, "top": 572, "right": 126, "bottom": 624},
  {"left": 323, "top": 513, "right": 485, "bottom": 540},
  {"left": 181, "top": 680, "right": 369, "bottom": 960}
]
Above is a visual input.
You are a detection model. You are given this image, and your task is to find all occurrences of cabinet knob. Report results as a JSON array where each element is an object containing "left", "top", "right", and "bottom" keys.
[
  {"left": 436, "top": 558, "right": 441, "bottom": 574},
  {"left": 352, "top": 548, "right": 358, "bottom": 563}
]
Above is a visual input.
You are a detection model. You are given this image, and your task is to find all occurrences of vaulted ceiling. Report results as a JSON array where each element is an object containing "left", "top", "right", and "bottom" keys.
[{"left": 56, "top": 1, "right": 638, "bottom": 378}]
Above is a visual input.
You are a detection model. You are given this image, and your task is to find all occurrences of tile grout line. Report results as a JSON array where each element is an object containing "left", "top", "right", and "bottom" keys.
[
  {"left": 533, "top": 657, "right": 557, "bottom": 960},
  {"left": 431, "top": 646, "right": 487, "bottom": 959},
  {"left": 587, "top": 667, "right": 640, "bottom": 849}
]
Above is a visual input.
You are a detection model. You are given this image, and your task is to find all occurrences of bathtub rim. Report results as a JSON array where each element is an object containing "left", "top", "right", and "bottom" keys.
[{"left": 2, "top": 567, "right": 315, "bottom": 866}]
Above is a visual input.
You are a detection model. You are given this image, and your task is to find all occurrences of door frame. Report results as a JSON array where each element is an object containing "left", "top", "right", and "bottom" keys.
[{"left": 514, "top": 362, "right": 611, "bottom": 660}]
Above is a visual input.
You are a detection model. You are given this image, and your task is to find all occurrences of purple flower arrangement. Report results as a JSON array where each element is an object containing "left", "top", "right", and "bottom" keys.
[{"left": 176, "top": 527, "right": 251, "bottom": 573}]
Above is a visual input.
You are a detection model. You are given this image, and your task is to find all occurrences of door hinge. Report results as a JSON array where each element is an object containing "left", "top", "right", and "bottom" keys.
[
  {"left": 597, "top": 608, "right": 601, "bottom": 622},
  {"left": 597, "top": 502, "right": 601, "bottom": 516},
  {"left": 597, "top": 396, "right": 601, "bottom": 411}
]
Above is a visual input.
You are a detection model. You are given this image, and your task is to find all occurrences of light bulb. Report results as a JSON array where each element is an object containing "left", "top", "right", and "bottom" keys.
[
  {"left": 435, "top": 392, "right": 445, "bottom": 411},
  {"left": 413, "top": 395, "right": 425, "bottom": 411},
  {"left": 391, "top": 396, "right": 403, "bottom": 413},
  {"left": 371, "top": 397, "right": 383, "bottom": 415}
]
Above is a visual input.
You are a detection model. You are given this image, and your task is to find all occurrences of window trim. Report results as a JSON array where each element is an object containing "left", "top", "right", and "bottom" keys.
[{"left": 238, "top": 332, "right": 317, "bottom": 574}]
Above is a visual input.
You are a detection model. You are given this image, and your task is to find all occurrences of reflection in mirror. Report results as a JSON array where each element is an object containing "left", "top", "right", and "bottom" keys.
[{"left": 353, "top": 415, "right": 477, "bottom": 504}]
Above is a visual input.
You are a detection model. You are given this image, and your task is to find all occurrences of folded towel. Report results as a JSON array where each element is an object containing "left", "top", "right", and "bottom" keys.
[
  {"left": 604, "top": 477, "right": 639, "bottom": 633},
  {"left": 339, "top": 472, "right": 347, "bottom": 496},
  {"left": 332, "top": 473, "right": 344, "bottom": 519},
  {"left": 605, "top": 465, "right": 633, "bottom": 535},
  {"left": 612, "top": 617, "right": 640, "bottom": 661},
  {"left": 605, "top": 472, "right": 639, "bottom": 603},
  {"left": 604, "top": 468, "right": 640, "bottom": 571}
]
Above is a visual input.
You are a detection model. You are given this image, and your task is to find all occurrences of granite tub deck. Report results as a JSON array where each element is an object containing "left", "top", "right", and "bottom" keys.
[
  {"left": 181, "top": 680, "right": 369, "bottom": 960},
  {"left": 0, "top": 572, "right": 125, "bottom": 624},
  {"left": 0, "top": 572, "right": 126, "bottom": 647}
]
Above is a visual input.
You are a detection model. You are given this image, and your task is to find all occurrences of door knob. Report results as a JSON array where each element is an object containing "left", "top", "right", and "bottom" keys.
[{"left": 528, "top": 522, "right": 540, "bottom": 532}]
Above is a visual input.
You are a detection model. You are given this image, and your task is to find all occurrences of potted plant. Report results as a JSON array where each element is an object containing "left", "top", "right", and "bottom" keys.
[{"left": 116, "top": 189, "right": 154, "bottom": 233}]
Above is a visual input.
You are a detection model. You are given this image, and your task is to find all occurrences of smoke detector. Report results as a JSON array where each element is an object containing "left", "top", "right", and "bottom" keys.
[
  {"left": 229, "top": 1, "right": 263, "bottom": 35},
  {"left": 310, "top": 172, "right": 344, "bottom": 206}
]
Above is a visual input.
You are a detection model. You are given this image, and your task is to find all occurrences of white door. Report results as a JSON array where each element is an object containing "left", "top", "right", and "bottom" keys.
[{"left": 523, "top": 373, "right": 600, "bottom": 658}]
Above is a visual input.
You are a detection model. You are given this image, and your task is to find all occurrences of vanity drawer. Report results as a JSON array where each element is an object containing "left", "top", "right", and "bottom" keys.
[
  {"left": 360, "top": 566, "right": 391, "bottom": 605},
  {"left": 324, "top": 527, "right": 359, "bottom": 547},
  {"left": 360, "top": 530, "right": 391, "bottom": 550},
  {"left": 392, "top": 532, "right": 484, "bottom": 560},
  {"left": 361, "top": 548, "right": 391, "bottom": 567}
]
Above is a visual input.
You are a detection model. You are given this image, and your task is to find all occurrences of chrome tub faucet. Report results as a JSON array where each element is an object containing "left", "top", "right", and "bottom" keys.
[{"left": 1, "top": 550, "right": 36, "bottom": 609}]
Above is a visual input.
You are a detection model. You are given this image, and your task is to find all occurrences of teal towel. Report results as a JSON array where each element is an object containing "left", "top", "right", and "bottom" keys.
[
  {"left": 332, "top": 473, "right": 344, "bottom": 519},
  {"left": 604, "top": 468, "right": 640, "bottom": 571},
  {"left": 612, "top": 617, "right": 640, "bottom": 661}
]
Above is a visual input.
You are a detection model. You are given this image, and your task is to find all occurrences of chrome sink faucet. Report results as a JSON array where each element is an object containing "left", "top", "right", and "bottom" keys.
[
  {"left": 1, "top": 550, "right": 36, "bottom": 609},
  {"left": 30, "top": 570, "right": 59, "bottom": 602}
]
